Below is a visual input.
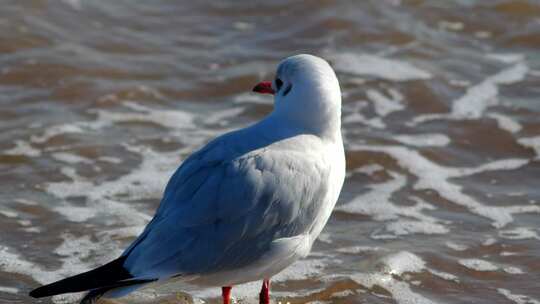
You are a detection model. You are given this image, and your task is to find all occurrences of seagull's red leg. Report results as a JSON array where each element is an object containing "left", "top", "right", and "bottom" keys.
[
  {"left": 259, "top": 279, "right": 270, "bottom": 304},
  {"left": 222, "top": 286, "right": 232, "bottom": 304}
]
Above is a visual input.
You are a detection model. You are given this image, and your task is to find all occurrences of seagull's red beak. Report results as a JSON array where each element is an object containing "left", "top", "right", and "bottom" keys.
[{"left": 252, "top": 81, "right": 275, "bottom": 95}]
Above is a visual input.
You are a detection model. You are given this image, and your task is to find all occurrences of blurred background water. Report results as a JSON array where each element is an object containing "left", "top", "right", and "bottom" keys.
[{"left": 0, "top": 0, "right": 539, "bottom": 303}]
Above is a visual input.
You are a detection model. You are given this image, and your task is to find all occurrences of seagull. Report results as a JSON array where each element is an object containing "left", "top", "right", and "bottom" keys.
[{"left": 29, "top": 54, "right": 345, "bottom": 304}]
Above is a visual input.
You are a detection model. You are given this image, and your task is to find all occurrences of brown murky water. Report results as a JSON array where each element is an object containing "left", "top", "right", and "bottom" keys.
[{"left": 1, "top": 1, "right": 539, "bottom": 303}]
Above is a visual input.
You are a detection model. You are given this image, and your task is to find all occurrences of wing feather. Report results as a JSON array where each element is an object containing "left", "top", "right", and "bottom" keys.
[{"left": 123, "top": 135, "right": 329, "bottom": 279}]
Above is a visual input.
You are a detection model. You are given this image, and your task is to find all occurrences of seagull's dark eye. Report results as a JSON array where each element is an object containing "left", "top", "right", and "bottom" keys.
[
  {"left": 282, "top": 84, "right": 292, "bottom": 96},
  {"left": 275, "top": 78, "right": 283, "bottom": 91}
]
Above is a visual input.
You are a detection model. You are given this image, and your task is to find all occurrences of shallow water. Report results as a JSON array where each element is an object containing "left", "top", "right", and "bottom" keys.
[{"left": 1, "top": 0, "right": 540, "bottom": 303}]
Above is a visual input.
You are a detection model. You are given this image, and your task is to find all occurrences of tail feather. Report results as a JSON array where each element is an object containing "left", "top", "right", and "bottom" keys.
[{"left": 29, "top": 256, "right": 154, "bottom": 298}]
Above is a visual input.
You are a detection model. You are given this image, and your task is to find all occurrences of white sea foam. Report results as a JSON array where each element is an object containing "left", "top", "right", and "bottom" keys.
[
  {"left": 45, "top": 146, "right": 176, "bottom": 226},
  {"left": 337, "top": 172, "right": 449, "bottom": 238},
  {"left": 341, "top": 99, "right": 389, "bottom": 130},
  {"left": 0, "top": 286, "right": 18, "bottom": 294},
  {"left": 51, "top": 152, "right": 93, "bottom": 164},
  {"left": 349, "top": 144, "right": 537, "bottom": 228},
  {"left": 458, "top": 259, "right": 522, "bottom": 274},
  {"left": 13, "top": 198, "right": 38, "bottom": 206},
  {"left": 518, "top": 136, "right": 540, "bottom": 159},
  {"left": 90, "top": 101, "right": 196, "bottom": 131},
  {"left": 503, "top": 266, "right": 524, "bottom": 274},
  {"left": 351, "top": 251, "right": 437, "bottom": 304},
  {"left": 336, "top": 246, "right": 385, "bottom": 254},
  {"left": 458, "top": 259, "right": 498, "bottom": 271},
  {"left": 438, "top": 20, "right": 464, "bottom": 31},
  {"left": 378, "top": 251, "right": 426, "bottom": 275},
  {"left": 343, "top": 106, "right": 386, "bottom": 129},
  {"left": 487, "top": 53, "right": 525, "bottom": 64},
  {"left": 429, "top": 269, "right": 459, "bottom": 282},
  {"left": 0, "top": 209, "right": 18, "bottom": 218},
  {"left": 355, "top": 163, "right": 385, "bottom": 176},
  {"left": 0, "top": 246, "right": 60, "bottom": 284},
  {"left": 332, "top": 53, "right": 432, "bottom": 81},
  {"left": 487, "top": 113, "right": 522, "bottom": 133},
  {"left": 497, "top": 288, "right": 540, "bottom": 304},
  {"left": 445, "top": 241, "right": 468, "bottom": 251},
  {"left": 412, "top": 62, "right": 529, "bottom": 124},
  {"left": 233, "top": 92, "right": 273, "bottom": 105},
  {"left": 0, "top": 232, "right": 127, "bottom": 303},
  {"left": 483, "top": 237, "right": 497, "bottom": 246},
  {"left": 3, "top": 140, "right": 41, "bottom": 157},
  {"left": 30, "top": 124, "right": 85, "bottom": 144},
  {"left": 336, "top": 171, "right": 407, "bottom": 220},
  {"left": 367, "top": 88, "right": 405, "bottom": 117},
  {"left": 394, "top": 133, "right": 450, "bottom": 147},
  {"left": 498, "top": 227, "right": 540, "bottom": 240},
  {"left": 98, "top": 156, "right": 123, "bottom": 164},
  {"left": 384, "top": 220, "right": 448, "bottom": 237},
  {"left": 331, "top": 289, "right": 355, "bottom": 298}
]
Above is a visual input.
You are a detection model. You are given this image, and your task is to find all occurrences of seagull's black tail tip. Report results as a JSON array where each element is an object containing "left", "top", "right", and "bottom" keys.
[{"left": 28, "top": 256, "right": 132, "bottom": 298}]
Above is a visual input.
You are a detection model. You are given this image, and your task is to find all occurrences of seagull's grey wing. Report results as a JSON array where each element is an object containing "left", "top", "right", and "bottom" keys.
[{"left": 122, "top": 139, "right": 329, "bottom": 279}]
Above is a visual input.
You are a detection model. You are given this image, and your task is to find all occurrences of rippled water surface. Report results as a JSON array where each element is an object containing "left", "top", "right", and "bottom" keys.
[{"left": 1, "top": 0, "right": 540, "bottom": 303}]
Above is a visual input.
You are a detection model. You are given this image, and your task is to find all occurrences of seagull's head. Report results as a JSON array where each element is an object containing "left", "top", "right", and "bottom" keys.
[{"left": 253, "top": 54, "right": 342, "bottom": 138}]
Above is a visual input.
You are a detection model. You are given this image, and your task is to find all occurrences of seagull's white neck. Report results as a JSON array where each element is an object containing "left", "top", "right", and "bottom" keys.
[
  {"left": 271, "top": 79, "right": 342, "bottom": 141},
  {"left": 270, "top": 102, "right": 341, "bottom": 142}
]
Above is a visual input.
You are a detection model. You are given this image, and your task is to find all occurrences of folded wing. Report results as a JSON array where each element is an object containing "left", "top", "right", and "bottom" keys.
[{"left": 123, "top": 138, "right": 329, "bottom": 279}]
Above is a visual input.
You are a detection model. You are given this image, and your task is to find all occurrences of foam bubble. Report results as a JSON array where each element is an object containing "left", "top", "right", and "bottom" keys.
[
  {"left": 367, "top": 88, "right": 405, "bottom": 117},
  {"left": 498, "top": 227, "right": 540, "bottom": 240},
  {"left": 0, "top": 286, "right": 18, "bottom": 294},
  {"left": 332, "top": 53, "right": 432, "bottom": 81},
  {"left": 354, "top": 163, "right": 385, "bottom": 176},
  {"left": 497, "top": 288, "right": 540, "bottom": 304},
  {"left": 481, "top": 239, "right": 496, "bottom": 247},
  {"left": 343, "top": 109, "right": 386, "bottom": 129},
  {"left": 428, "top": 269, "right": 459, "bottom": 282},
  {"left": 13, "top": 198, "right": 38, "bottom": 206},
  {"left": 384, "top": 220, "right": 448, "bottom": 236},
  {"left": 233, "top": 92, "right": 273, "bottom": 105},
  {"left": 487, "top": 53, "right": 525, "bottom": 64},
  {"left": 378, "top": 251, "right": 425, "bottom": 275},
  {"left": 518, "top": 136, "right": 540, "bottom": 159},
  {"left": 98, "top": 156, "right": 123, "bottom": 164},
  {"left": 331, "top": 289, "right": 355, "bottom": 298},
  {"left": 3, "top": 140, "right": 41, "bottom": 157},
  {"left": 30, "top": 124, "right": 85, "bottom": 144},
  {"left": 458, "top": 259, "right": 498, "bottom": 271},
  {"left": 394, "top": 133, "right": 450, "bottom": 147},
  {"left": 90, "top": 101, "right": 196, "bottom": 131},
  {"left": 503, "top": 266, "right": 524, "bottom": 274},
  {"left": 445, "top": 241, "right": 468, "bottom": 251},
  {"left": 51, "top": 152, "right": 93, "bottom": 164},
  {"left": 0, "top": 209, "right": 18, "bottom": 218},
  {"left": 336, "top": 246, "right": 385, "bottom": 254},
  {"left": 487, "top": 113, "right": 522, "bottom": 133},
  {"left": 458, "top": 259, "right": 522, "bottom": 274},
  {"left": 412, "top": 62, "right": 529, "bottom": 124}
]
